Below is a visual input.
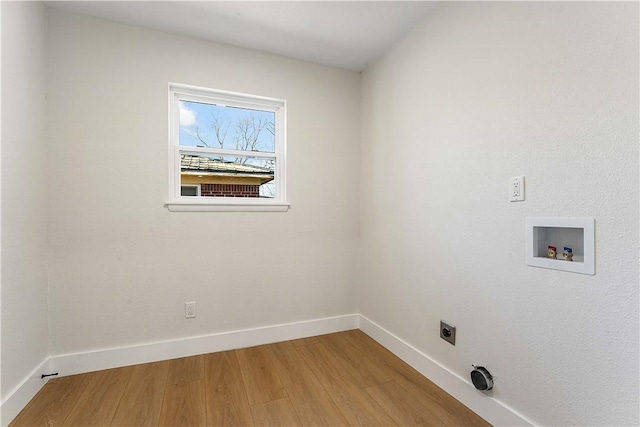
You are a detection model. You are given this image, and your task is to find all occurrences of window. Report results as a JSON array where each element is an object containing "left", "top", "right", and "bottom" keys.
[{"left": 167, "top": 83, "right": 288, "bottom": 211}]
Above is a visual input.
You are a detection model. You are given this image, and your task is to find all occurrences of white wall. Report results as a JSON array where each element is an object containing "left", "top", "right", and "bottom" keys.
[
  {"left": 45, "top": 9, "right": 360, "bottom": 356},
  {"left": 359, "top": 2, "right": 638, "bottom": 426},
  {"left": 3, "top": 3, "right": 638, "bottom": 426},
  {"left": 1, "top": 0, "right": 49, "bottom": 404}
]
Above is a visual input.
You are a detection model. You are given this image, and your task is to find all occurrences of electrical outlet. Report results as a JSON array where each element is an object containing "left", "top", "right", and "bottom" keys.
[
  {"left": 440, "top": 320, "right": 456, "bottom": 345},
  {"left": 509, "top": 176, "right": 525, "bottom": 202},
  {"left": 185, "top": 302, "right": 196, "bottom": 318}
]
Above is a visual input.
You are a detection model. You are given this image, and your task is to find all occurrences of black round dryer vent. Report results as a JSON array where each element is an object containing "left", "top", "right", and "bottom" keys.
[{"left": 470, "top": 365, "right": 493, "bottom": 391}]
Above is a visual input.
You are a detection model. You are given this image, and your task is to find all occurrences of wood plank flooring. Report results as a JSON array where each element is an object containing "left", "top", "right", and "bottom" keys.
[{"left": 10, "top": 330, "right": 491, "bottom": 427}]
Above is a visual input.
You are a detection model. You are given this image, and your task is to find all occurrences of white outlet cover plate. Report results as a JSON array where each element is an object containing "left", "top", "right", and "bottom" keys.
[
  {"left": 185, "top": 302, "right": 196, "bottom": 318},
  {"left": 509, "top": 176, "right": 525, "bottom": 201}
]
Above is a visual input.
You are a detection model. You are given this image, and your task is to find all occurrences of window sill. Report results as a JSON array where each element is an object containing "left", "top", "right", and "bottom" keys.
[{"left": 165, "top": 201, "right": 290, "bottom": 212}]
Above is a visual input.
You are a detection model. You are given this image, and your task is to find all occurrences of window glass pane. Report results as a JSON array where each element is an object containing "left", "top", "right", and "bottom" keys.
[
  {"left": 181, "top": 186, "right": 199, "bottom": 197},
  {"left": 179, "top": 101, "right": 275, "bottom": 153},
  {"left": 180, "top": 152, "right": 276, "bottom": 199}
]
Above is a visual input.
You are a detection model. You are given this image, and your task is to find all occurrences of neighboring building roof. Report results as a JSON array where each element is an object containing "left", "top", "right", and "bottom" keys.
[{"left": 180, "top": 154, "right": 274, "bottom": 184}]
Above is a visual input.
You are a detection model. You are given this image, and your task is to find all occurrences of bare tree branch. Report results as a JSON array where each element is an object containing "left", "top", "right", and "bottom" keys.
[
  {"left": 195, "top": 126, "right": 210, "bottom": 148},
  {"left": 234, "top": 114, "right": 269, "bottom": 163},
  {"left": 211, "top": 114, "right": 230, "bottom": 150}
]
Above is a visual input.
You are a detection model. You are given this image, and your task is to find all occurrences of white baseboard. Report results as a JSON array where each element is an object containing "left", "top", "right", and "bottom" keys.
[
  {"left": 1, "top": 358, "right": 53, "bottom": 427},
  {"left": 3, "top": 314, "right": 531, "bottom": 427},
  {"left": 50, "top": 314, "right": 359, "bottom": 378},
  {"left": 1, "top": 314, "right": 358, "bottom": 426},
  {"left": 358, "top": 315, "right": 534, "bottom": 427}
]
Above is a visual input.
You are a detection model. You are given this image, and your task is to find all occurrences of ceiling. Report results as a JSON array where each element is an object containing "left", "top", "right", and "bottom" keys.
[{"left": 44, "top": 1, "right": 439, "bottom": 71}]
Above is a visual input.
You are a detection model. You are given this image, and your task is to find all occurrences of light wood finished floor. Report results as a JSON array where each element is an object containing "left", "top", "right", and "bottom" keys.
[{"left": 11, "top": 330, "right": 491, "bottom": 427}]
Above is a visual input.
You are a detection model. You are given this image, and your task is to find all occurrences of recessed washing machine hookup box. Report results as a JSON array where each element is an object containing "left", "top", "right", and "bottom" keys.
[{"left": 526, "top": 217, "right": 595, "bottom": 275}]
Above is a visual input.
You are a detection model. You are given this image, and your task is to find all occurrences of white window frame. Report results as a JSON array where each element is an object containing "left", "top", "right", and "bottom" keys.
[{"left": 166, "top": 83, "right": 288, "bottom": 212}]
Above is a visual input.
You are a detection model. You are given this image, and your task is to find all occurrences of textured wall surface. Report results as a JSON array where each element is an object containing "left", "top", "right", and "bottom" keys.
[
  {"left": 359, "top": 2, "right": 639, "bottom": 425},
  {"left": 1, "top": 1, "right": 49, "bottom": 401},
  {"left": 45, "top": 9, "right": 361, "bottom": 355}
]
